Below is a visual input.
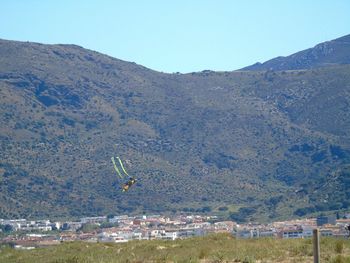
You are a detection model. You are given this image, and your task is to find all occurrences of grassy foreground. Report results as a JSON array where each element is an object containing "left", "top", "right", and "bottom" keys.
[{"left": 1, "top": 233, "right": 350, "bottom": 263}]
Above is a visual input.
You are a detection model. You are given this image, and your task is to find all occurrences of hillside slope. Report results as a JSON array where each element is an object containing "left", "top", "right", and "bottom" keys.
[
  {"left": 0, "top": 37, "right": 349, "bottom": 221},
  {"left": 243, "top": 34, "right": 350, "bottom": 71}
]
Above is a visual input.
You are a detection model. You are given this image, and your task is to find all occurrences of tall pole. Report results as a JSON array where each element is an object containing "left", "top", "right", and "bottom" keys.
[{"left": 313, "top": 228, "right": 320, "bottom": 263}]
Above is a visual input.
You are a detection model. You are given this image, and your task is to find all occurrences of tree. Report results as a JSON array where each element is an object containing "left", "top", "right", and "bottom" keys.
[
  {"left": 106, "top": 214, "right": 115, "bottom": 219},
  {"left": 0, "top": 224, "right": 13, "bottom": 233},
  {"left": 78, "top": 223, "right": 99, "bottom": 233}
]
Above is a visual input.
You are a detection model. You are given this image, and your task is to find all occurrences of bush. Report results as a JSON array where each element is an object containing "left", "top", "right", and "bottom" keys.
[
  {"left": 294, "top": 206, "right": 315, "bottom": 216},
  {"left": 331, "top": 255, "right": 346, "bottom": 263},
  {"left": 218, "top": 206, "right": 228, "bottom": 211},
  {"left": 335, "top": 240, "right": 344, "bottom": 254},
  {"left": 200, "top": 206, "right": 212, "bottom": 213},
  {"left": 199, "top": 248, "right": 208, "bottom": 259},
  {"left": 78, "top": 223, "right": 99, "bottom": 233},
  {"left": 0, "top": 224, "right": 13, "bottom": 233}
]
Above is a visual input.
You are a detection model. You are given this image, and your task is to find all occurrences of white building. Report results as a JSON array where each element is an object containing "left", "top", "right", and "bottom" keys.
[
  {"left": 281, "top": 229, "right": 303, "bottom": 239},
  {"left": 80, "top": 216, "right": 106, "bottom": 224}
]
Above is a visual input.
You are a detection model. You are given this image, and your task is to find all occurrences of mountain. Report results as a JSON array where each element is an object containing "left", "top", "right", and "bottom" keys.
[
  {"left": 0, "top": 36, "right": 349, "bottom": 222},
  {"left": 242, "top": 34, "right": 350, "bottom": 71}
]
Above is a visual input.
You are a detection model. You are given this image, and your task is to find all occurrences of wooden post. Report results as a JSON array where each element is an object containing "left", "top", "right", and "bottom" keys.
[{"left": 313, "top": 228, "right": 320, "bottom": 263}]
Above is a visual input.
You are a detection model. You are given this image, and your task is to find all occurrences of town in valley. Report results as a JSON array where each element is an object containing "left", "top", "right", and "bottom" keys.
[{"left": 1, "top": 213, "right": 350, "bottom": 250}]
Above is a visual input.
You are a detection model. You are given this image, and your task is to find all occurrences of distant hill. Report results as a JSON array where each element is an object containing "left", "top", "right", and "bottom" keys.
[
  {"left": 0, "top": 35, "right": 349, "bottom": 222},
  {"left": 242, "top": 34, "right": 350, "bottom": 71}
]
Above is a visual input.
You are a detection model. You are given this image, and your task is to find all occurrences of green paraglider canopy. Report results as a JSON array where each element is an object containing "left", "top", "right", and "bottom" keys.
[{"left": 111, "top": 156, "right": 137, "bottom": 192}]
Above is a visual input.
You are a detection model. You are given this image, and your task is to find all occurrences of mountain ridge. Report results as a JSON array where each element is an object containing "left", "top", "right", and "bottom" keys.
[
  {"left": 242, "top": 34, "right": 350, "bottom": 71},
  {"left": 0, "top": 35, "right": 349, "bottom": 222}
]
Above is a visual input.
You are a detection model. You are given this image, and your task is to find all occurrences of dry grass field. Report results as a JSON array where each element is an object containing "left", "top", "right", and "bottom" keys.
[{"left": 1, "top": 233, "right": 350, "bottom": 263}]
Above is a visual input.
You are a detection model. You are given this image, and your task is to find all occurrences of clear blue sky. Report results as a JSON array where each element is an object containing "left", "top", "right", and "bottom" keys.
[{"left": 1, "top": 0, "right": 349, "bottom": 73}]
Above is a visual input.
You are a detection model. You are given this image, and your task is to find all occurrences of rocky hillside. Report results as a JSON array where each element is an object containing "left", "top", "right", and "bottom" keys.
[
  {"left": 243, "top": 34, "right": 350, "bottom": 71},
  {"left": 0, "top": 36, "right": 349, "bottom": 222}
]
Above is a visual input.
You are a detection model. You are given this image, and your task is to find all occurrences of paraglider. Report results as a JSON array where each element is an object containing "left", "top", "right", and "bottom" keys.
[
  {"left": 111, "top": 156, "right": 137, "bottom": 192},
  {"left": 121, "top": 177, "right": 137, "bottom": 192}
]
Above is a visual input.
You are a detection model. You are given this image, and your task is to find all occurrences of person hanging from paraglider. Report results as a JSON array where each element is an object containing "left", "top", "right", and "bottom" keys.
[
  {"left": 121, "top": 177, "right": 137, "bottom": 192},
  {"left": 111, "top": 156, "right": 137, "bottom": 192}
]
